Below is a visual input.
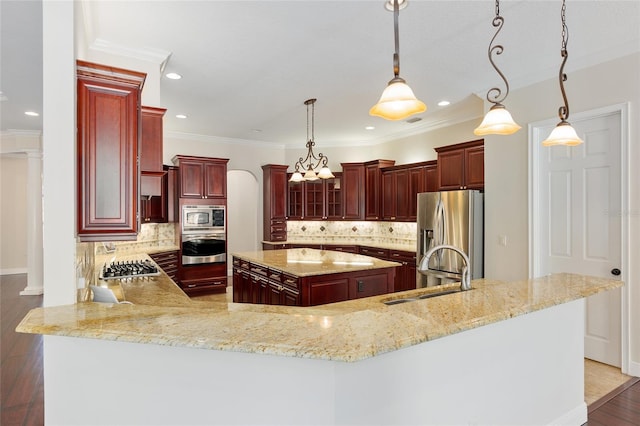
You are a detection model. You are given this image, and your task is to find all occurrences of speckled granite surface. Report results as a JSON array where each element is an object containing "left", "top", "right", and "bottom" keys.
[
  {"left": 232, "top": 248, "right": 401, "bottom": 276},
  {"left": 263, "top": 239, "right": 417, "bottom": 253},
  {"left": 17, "top": 263, "right": 621, "bottom": 362}
]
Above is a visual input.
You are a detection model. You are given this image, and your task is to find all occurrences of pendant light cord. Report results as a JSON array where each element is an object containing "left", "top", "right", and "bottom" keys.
[
  {"left": 558, "top": 0, "right": 570, "bottom": 122},
  {"left": 393, "top": 0, "right": 400, "bottom": 77}
]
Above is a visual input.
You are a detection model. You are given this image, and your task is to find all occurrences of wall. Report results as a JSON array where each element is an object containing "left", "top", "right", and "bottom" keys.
[
  {"left": 484, "top": 52, "right": 640, "bottom": 374},
  {"left": 0, "top": 155, "right": 28, "bottom": 274}
]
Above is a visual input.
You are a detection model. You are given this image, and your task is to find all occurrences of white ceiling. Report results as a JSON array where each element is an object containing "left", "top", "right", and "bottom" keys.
[{"left": 2, "top": 1, "right": 639, "bottom": 147}]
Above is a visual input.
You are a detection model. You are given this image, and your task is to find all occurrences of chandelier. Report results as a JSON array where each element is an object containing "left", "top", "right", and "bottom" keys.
[
  {"left": 473, "top": 0, "right": 521, "bottom": 136},
  {"left": 542, "top": 0, "right": 583, "bottom": 147},
  {"left": 289, "top": 99, "right": 334, "bottom": 182},
  {"left": 369, "top": 0, "right": 426, "bottom": 121}
]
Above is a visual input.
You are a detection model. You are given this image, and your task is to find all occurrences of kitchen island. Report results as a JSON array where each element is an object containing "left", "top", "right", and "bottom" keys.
[
  {"left": 232, "top": 248, "right": 400, "bottom": 306},
  {"left": 17, "top": 264, "right": 621, "bottom": 425}
]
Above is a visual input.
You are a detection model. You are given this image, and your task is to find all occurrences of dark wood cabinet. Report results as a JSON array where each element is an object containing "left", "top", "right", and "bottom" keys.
[
  {"left": 180, "top": 262, "right": 227, "bottom": 296},
  {"left": 232, "top": 255, "right": 393, "bottom": 307},
  {"left": 149, "top": 250, "right": 179, "bottom": 282},
  {"left": 424, "top": 160, "right": 439, "bottom": 192},
  {"left": 76, "top": 60, "right": 145, "bottom": 241},
  {"left": 359, "top": 246, "right": 416, "bottom": 292},
  {"left": 262, "top": 165, "right": 289, "bottom": 241},
  {"left": 435, "top": 139, "right": 484, "bottom": 191},
  {"left": 364, "top": 160, "right": 395, "bottom": 220},
  {"left": 140, "top": 106, "right": 166, "bottom": 197},
  {"left": 173, "top": 155, "right": 229, "bottom": 199},
  {"left": 287, "top": 173, "right": 342, "bottom": 221},
  {"left": 141, "top": 165, "right": 178, "bottom": 224},
  {"left": 340, "top": 163, "right": 365, "bottom": 220},
  {"left": 381, "top": 161, "right": 435, "bottom": 222}
]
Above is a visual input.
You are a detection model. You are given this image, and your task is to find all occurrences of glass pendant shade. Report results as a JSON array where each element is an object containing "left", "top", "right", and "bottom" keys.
[
  {"left": 289, "top": 171, "right": 304, "bottom": 182},
  {"left": 303, "top": 167, "right": 319, "bottom": 181},
  {"left": 541, "top": 121, "right": 583, "bottom": 147},
  {"left": 370, "top": 78, "right": 426, "bottom": 121},
  {"left": 317, "top": 166, "right": 335, "bottom": 179},
  {"left": 474, "top": 104, "right": 521, "bottom": 136}
]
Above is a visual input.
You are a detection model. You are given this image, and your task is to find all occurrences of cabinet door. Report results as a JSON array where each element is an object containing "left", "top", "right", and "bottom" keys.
[
  {"left": 77, "top": 64, "right": 143, "bottom": 241},
  {"left": 204, "top": 162, "right": 227, "bottom": 199},
  {"left": 140, "top": 107, "right": 165, "bottom": 173},
  {"left": 304, "top": 179, "right": 324, "bottom": 219},
  {"left": 465, "top": 145, "right": 485, "bottom": 190},
  {"left": 288, "top": 180, "right": 304, "bottom": 220},
  {"left": 424, "top": 163, "right": 439, "bottom": 192},
  {"left": 381, "top": 171, "right": 396, "bottom": 220},
  {"left": 406, "top": 167, "right": 423, "bottom": 221},
  {"left": 325, "top": 174, "right": 343, "bottom": 220},
  {"left": 365, "top": 163, "right": 381, "bottom": 220},
  {"left": 437, "top": 149, "right": 466, "bottom": 190},
  {"left": 341, "top": 163, "right": 364, "bottom": 220},
  {"left": 179, "top": 160, "right": 205, "bottom": 198},
  {"left": 395, "top": 169, "right": 411, "bottom": 220}
]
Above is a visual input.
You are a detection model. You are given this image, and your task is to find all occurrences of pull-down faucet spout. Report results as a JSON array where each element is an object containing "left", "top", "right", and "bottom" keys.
[{"left": 418, "top": 244, "right": 472, "bottom": 291}]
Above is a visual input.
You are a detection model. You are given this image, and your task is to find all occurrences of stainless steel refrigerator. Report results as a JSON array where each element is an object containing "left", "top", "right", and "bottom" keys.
[{"left": 416, "top": 190, "right": 483, "bottom": 288}]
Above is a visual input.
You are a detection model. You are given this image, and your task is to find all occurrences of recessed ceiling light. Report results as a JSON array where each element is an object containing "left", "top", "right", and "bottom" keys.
[
  {"left": 25, "top": 111, "right": 39, "bottom": 117},
  {"left": 437, "top": 100, "right": 450, "bottom": 107},
  {"left": 166, "top": 72, "right": 182, "bottom": 80},
  {"left": 365, "top": 126, "right": 375, "bottom": 130},
  {"left": 176, "top": 114, "right": 187, "bottom": 119}
]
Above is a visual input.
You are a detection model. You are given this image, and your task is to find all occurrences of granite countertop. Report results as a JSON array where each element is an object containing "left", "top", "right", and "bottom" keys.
[
  {"left": 17, "top": 267, "right": 622, "bottom": 362},
  {"left": 262, "top": 239, "right": 417, "bottom": 253},
  {"left": 232, "top": 248, "right": 401, "bottom": 277}
]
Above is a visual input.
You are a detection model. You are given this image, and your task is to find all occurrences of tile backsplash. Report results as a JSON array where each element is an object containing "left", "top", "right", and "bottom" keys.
[
  {"left": 94, "top": 223, "right": 178, "bottom": 256},
  {"left": 287, "top": 220, "right": 417, "bottom": 247}
]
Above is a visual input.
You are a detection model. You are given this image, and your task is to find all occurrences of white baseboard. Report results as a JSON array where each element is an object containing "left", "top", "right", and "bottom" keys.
[
  {"left": 628, "top": 360, "right": 640, "bottom": 377},
  {"left": 549, "top": 402, "right": 587, "bottom": 426},
  {"left": 0, "top": 268, "right": 27, "bottom": 276}
]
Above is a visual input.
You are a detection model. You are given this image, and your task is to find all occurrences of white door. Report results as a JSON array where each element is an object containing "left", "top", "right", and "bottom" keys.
[{"left": 535, "top": 110, "right": 623, "bottom": 367}]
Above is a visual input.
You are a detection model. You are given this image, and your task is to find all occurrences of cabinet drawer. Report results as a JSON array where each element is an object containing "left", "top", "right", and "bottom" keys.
[
  {"left": 359, "top": 246, "right": 389, "bottom": 259},
  {"left": 182, "top": 276, "right": 227, "bottom": 289},
  {"left": 233, "top": 258, "right": 250, "bottom": 270},
  {"left": 268, "top": 269, "right": 299, "bottom": 289},
  {"left": 388, "top": 250, "right": 416, "bottom": 263},
  {"left": 249, "top": 263, "right": 268, "bottom": 277},
  {"left": 270, "top": 224, "right": 287, "bottom": 233},
  {"left": 323, "top": 244, "right": 358, "bottom": 254}
]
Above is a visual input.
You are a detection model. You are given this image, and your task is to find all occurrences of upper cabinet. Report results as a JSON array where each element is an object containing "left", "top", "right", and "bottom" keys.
[
  {"left": 287, "top": 173, "right": 343, "bottom": 221},
  {"left": 381, "top": 160, "right": 437, "bottom": 222},
  {"left": 262, "top": 165, "right": 289, "bottom": 242},
  {"left": 340, "top": 163, "right": 365, "bottom": 220},
  {"left": 172, "top": 155, "right": 229, "bottom": 199},
  {"left": 140, "top": 106, "right": 166, "bottom": 197},
  {"left": 76, "top": 60, "right": 145, "bottom": 241},
  {"left": 435, "top": 139, "right": 484, "bottom": 191},
  {"left": 364, "top": 160, "right": 395, "bottom": 220}
]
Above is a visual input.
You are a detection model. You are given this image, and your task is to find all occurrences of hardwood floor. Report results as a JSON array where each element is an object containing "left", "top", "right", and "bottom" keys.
[
  {"left": 1, "top": 273, "right": 638, "bottom": 425},
  {"left": 1, "top": 274, "right": 44, "bottom": 426}
]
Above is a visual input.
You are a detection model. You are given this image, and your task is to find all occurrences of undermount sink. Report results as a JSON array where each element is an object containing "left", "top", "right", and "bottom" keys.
[{"left": 382, "top": 288, "right": 463, "bottom": 305}]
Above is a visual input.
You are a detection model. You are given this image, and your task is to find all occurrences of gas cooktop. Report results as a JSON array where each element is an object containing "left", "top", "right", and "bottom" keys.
[{"left": 100, "top": 259, "right": 160, "bottom": 280}]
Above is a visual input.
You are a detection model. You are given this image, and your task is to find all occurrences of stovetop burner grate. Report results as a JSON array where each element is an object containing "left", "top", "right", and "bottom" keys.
[{"left": 100, "top": 259, "right": 160, "bottom": 280}]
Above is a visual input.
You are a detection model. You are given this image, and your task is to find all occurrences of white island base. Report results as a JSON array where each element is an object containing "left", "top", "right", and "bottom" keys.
[{"left": 44, "top": 299, "right": 586, "bottom": 425}]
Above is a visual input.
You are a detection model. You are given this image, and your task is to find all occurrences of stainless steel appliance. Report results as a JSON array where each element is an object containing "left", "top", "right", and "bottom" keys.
[
  {"left": 100, "top": 259, "right": 160, "bottom": 280},
  {"left": 416, "top": 190, "right": 483, "bottom": 288},
  {"left": 181, "top": 233, "right": 226, "bottom": 265},
  {"left": 182, "top": 204, "right": 225, "bottom": 233}
]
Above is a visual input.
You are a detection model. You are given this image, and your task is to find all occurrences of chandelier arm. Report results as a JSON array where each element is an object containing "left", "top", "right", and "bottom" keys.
[{"left": 485, "top": 15, "right": 509, "bottom": 105}]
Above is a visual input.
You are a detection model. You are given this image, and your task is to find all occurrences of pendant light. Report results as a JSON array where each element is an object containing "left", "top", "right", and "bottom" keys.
[
  {"left": 542, "top": 0, "right": 583, "bottom": 147},
  {"left": 474, "top": 0, "right": 521, "bottom": 136},
  {"left": 290, "top": 99, "right": 334, "bottom": 182},
  {"left": 369, "top": 0, "right": 426, "bottom": 121}
]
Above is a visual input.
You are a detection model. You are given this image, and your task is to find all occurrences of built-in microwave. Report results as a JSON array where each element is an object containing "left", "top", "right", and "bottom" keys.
[{"left": 182, "top": 205, "right": 225, "bottom": 234}]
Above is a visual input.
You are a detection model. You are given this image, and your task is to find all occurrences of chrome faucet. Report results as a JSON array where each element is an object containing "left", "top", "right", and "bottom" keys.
[{"left": 418, "top": 244, "right": 472, "bottom": 291}]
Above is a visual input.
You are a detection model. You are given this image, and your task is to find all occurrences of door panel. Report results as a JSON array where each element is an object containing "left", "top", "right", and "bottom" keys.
[{"left": 538, "top": 111, "right": 622, "bottom": 367}]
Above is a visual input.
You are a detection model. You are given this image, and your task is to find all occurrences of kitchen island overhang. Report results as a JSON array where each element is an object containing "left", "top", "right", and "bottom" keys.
[{"left": 17, "top": 272, "right": 621, "bottom": 425}]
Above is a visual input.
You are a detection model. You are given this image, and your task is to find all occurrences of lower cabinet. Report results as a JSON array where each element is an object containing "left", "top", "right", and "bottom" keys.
[
  {"left": 179, "top": 262, "right": 227, "bottom": 296},
  {"left": 149, "top": 250, "right": 179, "bottom": 282},
  {"left": 359, "top": 246, "right": 417, "bottom": 292},
  {"left": 232, "top": 257, "right": 394, "bottom": 306}
]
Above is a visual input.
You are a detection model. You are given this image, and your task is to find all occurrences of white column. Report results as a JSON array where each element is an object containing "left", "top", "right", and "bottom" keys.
[{"left": 21, "top": 151, "right": 44, "bottom": 295}]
